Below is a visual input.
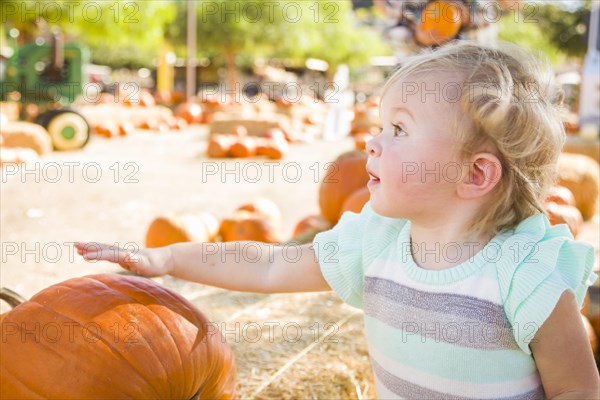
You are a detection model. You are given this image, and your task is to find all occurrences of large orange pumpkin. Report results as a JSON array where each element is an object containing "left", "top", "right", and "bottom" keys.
[
  {"left": 146, "top": 212, "right": 220, "bottom": 248},
  {"left": 319, "top": 150, "right": 369, "bottom": 224},
  {"left": 340, "top": 186, "right": 370, "bottom": 215},
  {"left": 0, "top": 274, "right": 236, "bottom": 399}
]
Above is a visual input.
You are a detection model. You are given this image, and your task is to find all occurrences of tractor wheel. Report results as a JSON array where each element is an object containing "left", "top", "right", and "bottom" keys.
[{"left": 40, "top": 109, "right": 90, "bottom": 150}]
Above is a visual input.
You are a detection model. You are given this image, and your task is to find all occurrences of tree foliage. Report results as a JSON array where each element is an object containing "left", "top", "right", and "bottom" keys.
[
  {"left": 498, "top": 1, "right": 590, "bottom": 65},
  {"left": 164, "top": 0, "right": 391, "bottom": 82},
  {"left": 1, "top": 1, "right": 176, "bottom": 67}
]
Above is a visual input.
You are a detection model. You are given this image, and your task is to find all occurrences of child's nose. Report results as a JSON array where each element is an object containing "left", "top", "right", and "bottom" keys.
[{"left": 366, "top": 135, "right": 381, "bottom": 157}]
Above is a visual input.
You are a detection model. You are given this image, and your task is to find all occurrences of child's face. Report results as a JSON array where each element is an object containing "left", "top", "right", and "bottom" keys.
[{"left": 366, "top": 74, "right": 465, "bottom": 221}]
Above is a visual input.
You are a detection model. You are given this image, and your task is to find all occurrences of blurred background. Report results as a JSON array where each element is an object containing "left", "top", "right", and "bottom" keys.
[{"left": 1, "top": 1, "right": 599, "bottom": 398}]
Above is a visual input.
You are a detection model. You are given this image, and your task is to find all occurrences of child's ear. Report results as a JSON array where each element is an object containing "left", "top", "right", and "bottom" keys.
[{"left": 457, "top": 153, "right": 502, "bottom": 199}]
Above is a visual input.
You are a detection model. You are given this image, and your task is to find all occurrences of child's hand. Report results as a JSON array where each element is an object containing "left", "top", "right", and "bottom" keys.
[{"left": 74, "top": 242, "right": 173, "bottom": 277}]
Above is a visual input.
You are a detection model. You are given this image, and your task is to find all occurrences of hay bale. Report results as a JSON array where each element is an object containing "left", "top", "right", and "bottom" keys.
[
  {"left": 558, "top": 153, "right": 600, "bottom": 220},
  {"left": 562, "top": 137, "right": 600, "bottom": 164},
  {"left": 0, "top": 121, "right": 52, "bottom": 155},
  {"left": 209, "top": 115, "right": 292, "bottom": 137}
]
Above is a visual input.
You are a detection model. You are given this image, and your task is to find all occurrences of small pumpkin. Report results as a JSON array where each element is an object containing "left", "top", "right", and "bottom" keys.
[
  {"left": 545, "top": 185, "right": 576, "bottom": 207},
  {"left": 229, "top": 137, "right": 257, "bottom": 158},
  {"left": 207, "top": 134, "right": 235, "bottom": 158},
  {"left": 0, "top": 274, "right": 236, "bottom": 399},
  {"left": 292, "top": 215, "right": 332, "bottom": 237},
  {"left": 94, "top": 122, "right": 119, "bottom": 138},
  {"left": 415, "top": 0, "right": 464, "bottom": 46},
  {"left": 219, "top": 211, "right": 280, "bottom": 243},
  {"left": 557, "top": 153, "right": 600, "bottom": 220},
  {"left": 262, "top": 138, "right": 288, "bottom": 160},
  {"left": 544, "top": 201, "right": 583, "bottom": 238},
  {"left": 145, "top": 212, "right": 220, "bottom": 248},
  {"left": 318, "top": 150, "right": 369, "bottom": 224},
  {"left": 175, "top": 102, "right": 203, "bottom": 124},
  {"left": 118, "top": 122, "right": 135, "bottom": 137}
]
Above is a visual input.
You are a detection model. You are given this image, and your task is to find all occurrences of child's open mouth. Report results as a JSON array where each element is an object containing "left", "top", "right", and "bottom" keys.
[{"left": 367, "top": 170, "right": 380, "bottom": 186}]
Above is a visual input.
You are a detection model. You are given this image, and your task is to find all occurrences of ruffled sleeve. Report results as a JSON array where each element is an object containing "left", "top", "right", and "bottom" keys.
[
  {"left": 312, "top": 202, "right": 406, "bottom": 309},
  {"left": 497, "top": 213, "right": 598, "bottom": 354}
]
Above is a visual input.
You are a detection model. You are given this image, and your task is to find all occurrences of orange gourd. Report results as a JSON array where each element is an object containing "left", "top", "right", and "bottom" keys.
[
  {"left": 229, "top": 137, "right": 257, "bottom": 158},
  {"left": 545, "top": 185, "right": 576, "bottom": 207},
  {"left": 0, "top": 274, "right": 236, "bottom": 399},
  {"left": 219, "top": 211, "right": 281, "bottom": 243},
  {"left": 319, "top": 150, "right": 369, "bottom": 224},
  {"left": 544, "top": 201, "right": 583, "bottom": 238},
  {"left": 415, "top": 1, "right": 463, "bottom": 46},
  {"left": 263, "top": 138, "right": 288, "bottom": 160},
  {"left": 237, "top": 198, "right": 282, "bottom": 228},
  {"left": 175, "top": 102, "right": 203, "bottom": 124},
  {"left": 207, "top": 135, "right": 235, "bottom": 158},
  {"left": 340, "top": 186, "right": 370, "bottom": 215},
  {"left": 145, "top": 212, "right": 219, "bottom": 248},
  {"left": 292, "top": 215, "right": 332, "bottom": 237}
]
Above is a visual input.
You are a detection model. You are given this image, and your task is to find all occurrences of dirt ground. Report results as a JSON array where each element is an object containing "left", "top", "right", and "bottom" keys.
[{"left": 1, "top": 126, "right": 598, "bottom": 398}]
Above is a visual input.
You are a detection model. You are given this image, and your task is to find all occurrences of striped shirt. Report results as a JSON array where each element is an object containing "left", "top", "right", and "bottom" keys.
[{"left": 313, "top": 202, "right": 597, "bottom": 399}]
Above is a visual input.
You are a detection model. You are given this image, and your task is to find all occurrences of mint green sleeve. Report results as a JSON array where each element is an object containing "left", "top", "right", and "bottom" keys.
[
  {"left": 497, "top": 213, "right": 598, "bottom": 354},
  {"left": 312, "top": 202, "right": 406, "bottom": 309}
]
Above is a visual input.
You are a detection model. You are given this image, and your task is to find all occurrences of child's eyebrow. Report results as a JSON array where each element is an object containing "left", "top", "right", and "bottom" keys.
[{"left": 390, "top": 106, "right": 415, "bottom": 121}]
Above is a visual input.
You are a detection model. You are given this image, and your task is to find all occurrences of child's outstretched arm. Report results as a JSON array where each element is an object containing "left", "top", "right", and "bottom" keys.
[
  {"left": 74, "top": 241, "right": 331, "bottom": 294},
  {"left": 530, "top": 291, "right": 600, "bottom": 399}
]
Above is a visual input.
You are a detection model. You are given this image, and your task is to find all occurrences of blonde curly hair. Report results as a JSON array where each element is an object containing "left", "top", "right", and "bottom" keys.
[{"left": 382, "top": 41, "right": 566, "bottom": 238}]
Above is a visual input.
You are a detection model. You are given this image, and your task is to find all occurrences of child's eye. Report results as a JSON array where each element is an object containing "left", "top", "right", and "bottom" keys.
[{"left": 392, "top": 123, "right": 407, "bottom": 137}]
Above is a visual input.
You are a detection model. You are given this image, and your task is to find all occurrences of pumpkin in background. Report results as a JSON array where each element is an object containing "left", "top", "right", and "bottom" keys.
[
  {"left": 292, "top": 215, "right": 331, "bottom": 237},
  {"left": 229, "top": 137, "right": 257, "bottom": 158},
  {"left": 415, "top": 1, "right": 464, "bottom": 46},
  {"left": 219, "top": 211, "right": 281, "bottom": 243},
  {"left": 0, "top": 274, "right": 236, "bottom": 399},
  {"left": 146, "top": 212, "right": 219, "bottom": 248},
  {"left": 340, "top": 186, "right": 370, "bottom": 215},
  {"left": 557, "top": 153, "right": 600, "bottom": 220},
  {"left": 118, "top": 122, "right": 135, "bottom": 137},
  {"left": 207, "top": 134, "right": 235, "bottom": 158},
  {"left": 544, "top": 201, "right": 583, "bottom": 238},
  {"left": 319, "top": 150, "right": 369, "bottom": 224},
  {"left": 257, "top": 137, "right": 288, "bottom": 160},
  {"left": 545, "top": 185, "right": 576, "bottom": 207},
  {"left": 237, "top": 198, "right": 282, "bottom": 229},
  {"left": 175, "top": 102, "right": 203, "bottom": 124}
]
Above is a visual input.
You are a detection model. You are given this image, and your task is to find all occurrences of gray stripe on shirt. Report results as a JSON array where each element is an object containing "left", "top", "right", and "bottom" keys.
[
  {"left": 372, "top": 359, "right": 546, "bottom": 400},
  {"left": 364, "top": 276, "right": 511, "bottom": 326},
  {"left": 364, "top": 292, "right": 519, "bottom": 350}
]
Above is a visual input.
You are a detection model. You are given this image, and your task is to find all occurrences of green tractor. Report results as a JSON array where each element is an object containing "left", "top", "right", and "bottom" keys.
[{"left": 1, "top": 30, "right": 91, "bottom": 150}]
